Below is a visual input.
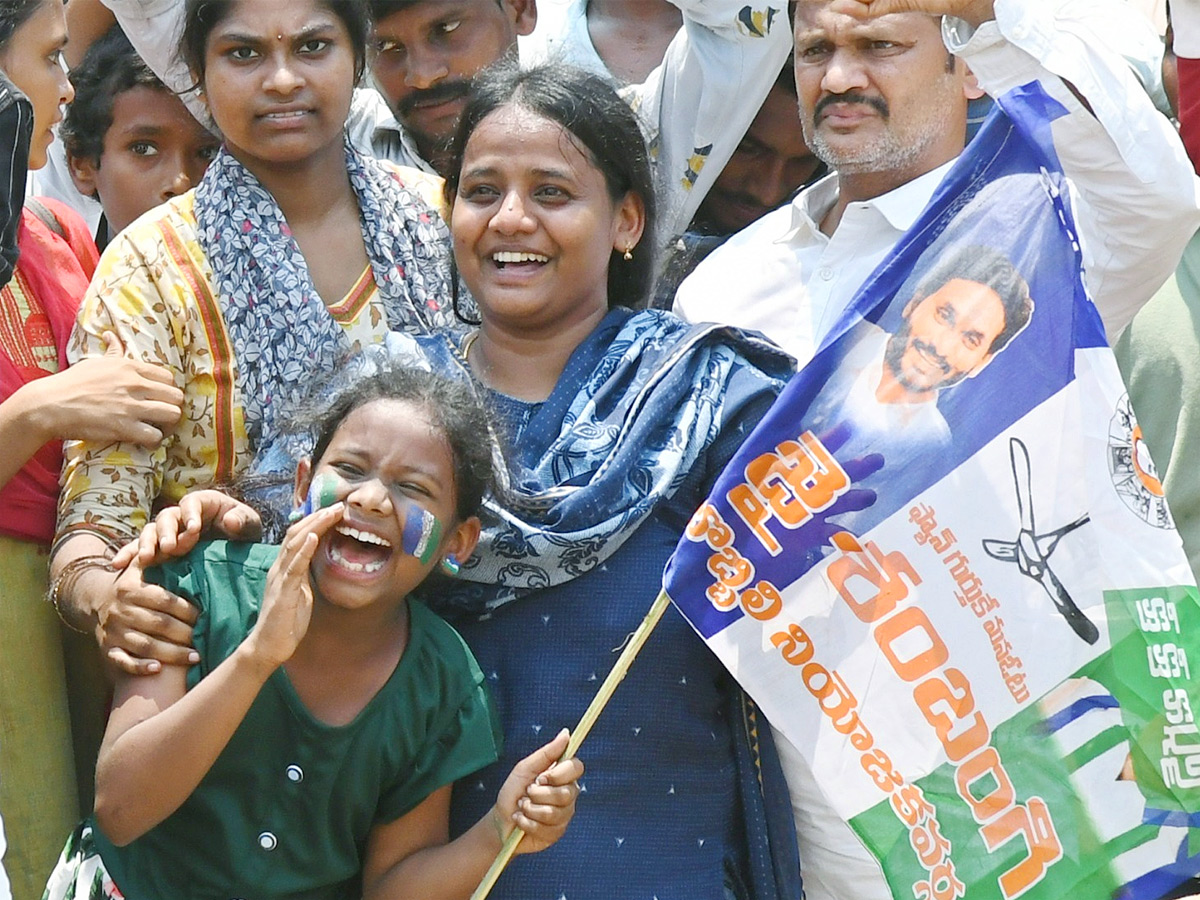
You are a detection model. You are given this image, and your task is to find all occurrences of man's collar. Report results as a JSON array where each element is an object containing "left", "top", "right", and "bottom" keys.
[
  {"left": 371, "top": 114, "right": 439, "bottom": 176},
  {"left": 781, "top": 158, "right": 960, "bottom": 243},
  {"left": 870, "top": 159, "right": 959, "bottom": 231},
  {"left": 781, "top": 171, "right": 839, "bottom": 243}
]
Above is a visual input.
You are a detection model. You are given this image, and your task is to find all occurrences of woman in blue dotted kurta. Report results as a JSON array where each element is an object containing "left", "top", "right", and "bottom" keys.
[{"left": 413, "top": 62, "right": 803, "bottom": 900}]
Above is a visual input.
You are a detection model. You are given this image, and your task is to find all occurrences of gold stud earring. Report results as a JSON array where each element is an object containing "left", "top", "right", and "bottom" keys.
[{"left": 623, "top": 245, "right": 634, "bottom": 261}]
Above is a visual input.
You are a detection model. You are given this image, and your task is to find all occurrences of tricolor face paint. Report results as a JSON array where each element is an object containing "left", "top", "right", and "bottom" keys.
[
  {"left": 302, "top": 398, "right": 467, "bottom": 613},
  {"left": 398, "top": 499, "right": 444, "bottom": 565},
  {"left": 290, "top": 471, "right": 340, "bottom": 522}
]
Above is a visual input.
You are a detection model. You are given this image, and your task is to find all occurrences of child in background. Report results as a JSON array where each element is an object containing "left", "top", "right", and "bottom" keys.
[
  {"left": 43, "top": 364, "right": 583, "bottom": 900},
  {"left": 59, "top": 26, "right": 219, "bottom": 248}
]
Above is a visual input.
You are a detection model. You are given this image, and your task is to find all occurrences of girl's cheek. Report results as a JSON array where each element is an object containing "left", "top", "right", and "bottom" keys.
[
  {"left": 297, "top": 470, "right": 343, "bottom": 518},
  {"left": 398, "top": 499, "right": 445, "bottom": 564}
]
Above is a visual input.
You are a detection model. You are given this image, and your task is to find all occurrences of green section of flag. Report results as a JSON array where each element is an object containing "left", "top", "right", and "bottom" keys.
[
  {"left": 1084, "top": 585, "right": 1200, "bottom": 814},
  {"left": 847, "top": 584, "right": 1200, "bottom": 899}
]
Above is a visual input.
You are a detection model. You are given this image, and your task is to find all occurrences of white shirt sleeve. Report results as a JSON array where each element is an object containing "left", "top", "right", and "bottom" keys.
[
  {"left": 518, "top": 0, "right": 612, "bottom": 77},
  {"left": 626, "top": 0, "right": 793, "bottom": 247},
  {"left": 99, "top": 0, "right": 208, "bottom": 125},
  {"left": 946, "top": 0, "right": 1200, "bottom": 340}
]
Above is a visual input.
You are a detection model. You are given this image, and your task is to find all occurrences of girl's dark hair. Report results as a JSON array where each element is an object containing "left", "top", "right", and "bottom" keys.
[
  {"left": 61, "top": 27, "right": 170, "bottom": 164},
  {"left": 180, "top": 0, "right": 371, "bottom": 88},
  {"left": 0, "top": 0, "right": 51, "bottom": 49},
  {"left": 309, "top": 365, "right": 493, "bottom": 524},
  {"left": 444, "top": 61, "right": 657, "bottom": 309}
]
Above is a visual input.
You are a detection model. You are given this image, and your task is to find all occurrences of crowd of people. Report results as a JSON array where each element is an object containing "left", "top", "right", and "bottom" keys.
[{"left": 0, "top": 0, "right": 1197, "bottom": 898}]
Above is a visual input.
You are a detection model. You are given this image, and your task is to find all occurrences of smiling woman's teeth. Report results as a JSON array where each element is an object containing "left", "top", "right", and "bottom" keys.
[{"left": 493, "top": 251, "right": 549, "bottom": 264}]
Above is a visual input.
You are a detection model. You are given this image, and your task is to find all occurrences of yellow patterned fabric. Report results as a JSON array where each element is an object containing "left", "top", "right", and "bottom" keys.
[{"left": 57, "top": 165, "right": 447, "bottom": 545}]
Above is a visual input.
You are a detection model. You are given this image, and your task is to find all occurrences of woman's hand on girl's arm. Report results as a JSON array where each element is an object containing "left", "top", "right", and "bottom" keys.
[
  {"left": 110, "top": 490, "right": 263, "bottom": 571},
  {"left": 361, "top": 730, "right": 583, "bottom": 900},
  {"left": 96, "top": 491, "right": 263, "bottom": 673},
  {"left": 50, "top": 533, "right": 201, "bottom": 675}
]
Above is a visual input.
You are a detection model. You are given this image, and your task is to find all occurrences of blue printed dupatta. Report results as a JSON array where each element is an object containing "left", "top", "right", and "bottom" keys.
[
  {"left": 390, "top": 308, "right": 794, "bottom": 609},
  {"left": 194, "top": 140, "right": 456, "bottom": 450},
  {"left": 250, "top": 308, "right": 793, "bottom": 605}
]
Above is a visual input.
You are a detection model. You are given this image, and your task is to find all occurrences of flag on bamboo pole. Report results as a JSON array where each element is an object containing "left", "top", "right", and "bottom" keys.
[{"left": 663, "top": 81, "right": 1200, "bottom": 900}]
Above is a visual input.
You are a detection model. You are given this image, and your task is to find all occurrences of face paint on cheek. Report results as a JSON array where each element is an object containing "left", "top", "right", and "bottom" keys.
[
  {"left": 290, "top": 471, "right": 340, "bottom": 522},
  {"left": 399, "top": 499, "right": 445, "bottom": 564}
]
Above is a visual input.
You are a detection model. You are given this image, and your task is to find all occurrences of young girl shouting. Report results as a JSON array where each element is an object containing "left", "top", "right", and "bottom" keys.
[{"left": 44, "top": 365, "right": 582, "bottom": 900}]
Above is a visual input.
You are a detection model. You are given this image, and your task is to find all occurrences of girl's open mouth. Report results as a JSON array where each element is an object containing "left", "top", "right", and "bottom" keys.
[{"left": 326, "top": 525, "right": 393, "bottom": 575}]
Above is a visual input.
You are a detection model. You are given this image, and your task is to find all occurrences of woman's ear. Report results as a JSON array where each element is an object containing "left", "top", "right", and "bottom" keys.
[
  {"left": 444, "top": 516, "right": 482, "bottom": 567},
  {"left": 612, "top": 191, "right": 646, "bottom": 255},
  {"left": 293, "top": 458, "right": 313, "bottom": 509}
]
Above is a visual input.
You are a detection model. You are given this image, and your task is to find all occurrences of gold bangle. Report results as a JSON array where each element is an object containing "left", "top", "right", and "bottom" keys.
[{"left": 47, "top": 554, "right": 115, "bottom": 635}]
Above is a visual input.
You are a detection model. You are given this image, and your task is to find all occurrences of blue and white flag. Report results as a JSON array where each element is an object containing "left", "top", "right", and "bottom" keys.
[{"left": 664, "top": 83, "right": 1200, "bottom": 900}]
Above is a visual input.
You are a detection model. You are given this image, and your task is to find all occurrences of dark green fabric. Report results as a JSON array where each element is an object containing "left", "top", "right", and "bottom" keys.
[{"left": 94, "top": 540, "right": 501, "bottom": 900}]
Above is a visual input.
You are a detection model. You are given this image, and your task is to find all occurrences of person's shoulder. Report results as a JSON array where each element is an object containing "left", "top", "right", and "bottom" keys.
[
  {"left": 20, "top": 198, "right": 99, "bottom": 271},
  {"left": 377, "top": 160, "right": 445, "bottom": 198},
  {"left": 194, "top": 538, "right": 278, "bottom": 567},
  {"left": 409, "top": 599, "right": 474, "bottom": 656},
  {"left": 153, "top": 539, "right": 278, "bottom": 581},
  {"left": 114, "top": 191, "right": 200, "bottom": 248},
  {"left": 144, "top": 540, "right": 276, "bottom": 620},
  {"left": 673, "top": 203, "right": 798, "bottom": 312},
  {"left": 407, "top": 599, "right": 486, "bottom": 683},
  {"left": 90, "top": 192, "right": 202, "bottom": 283},
  {"left": 715, "top": 203, "right": 797, "bottom": 255},
  {"left": 24, "top": 197, "right": 90, "bottom": 240},
  {"left": 622, "top": 307, "right": 794, "bottom": 380}
]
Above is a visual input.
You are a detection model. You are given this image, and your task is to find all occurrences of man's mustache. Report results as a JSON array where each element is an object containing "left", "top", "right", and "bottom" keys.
[
  {"left": 396, "top": 80, "right": 472, "bottom": 118},
  {"left": 814, "top": 92, "right": 889, "bottom": 123}
]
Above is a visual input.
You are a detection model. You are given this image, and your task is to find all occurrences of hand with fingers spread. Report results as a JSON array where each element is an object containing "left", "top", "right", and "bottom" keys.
[
  {"left": 111, "top": 489, "right": 263, "bottom": 572},
  {"left": 493, "top": 729, "right": 585, "bottom": 855},
  {"left": 243, "top": 503, "right": 345, "bottom": 670}
]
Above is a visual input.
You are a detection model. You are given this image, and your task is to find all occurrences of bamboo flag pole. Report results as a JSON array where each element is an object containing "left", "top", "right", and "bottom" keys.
[{"left": 469, "top": 588, "right": 673, "bottom": 900}]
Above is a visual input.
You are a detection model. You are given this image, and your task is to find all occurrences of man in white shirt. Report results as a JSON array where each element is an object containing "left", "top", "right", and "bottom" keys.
[
  {"left": 673, "top": 2, "right": 1200, "bottom": 898},
  {"left": 673, "top": 0, "right": 1199, "bottom": 366}
]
